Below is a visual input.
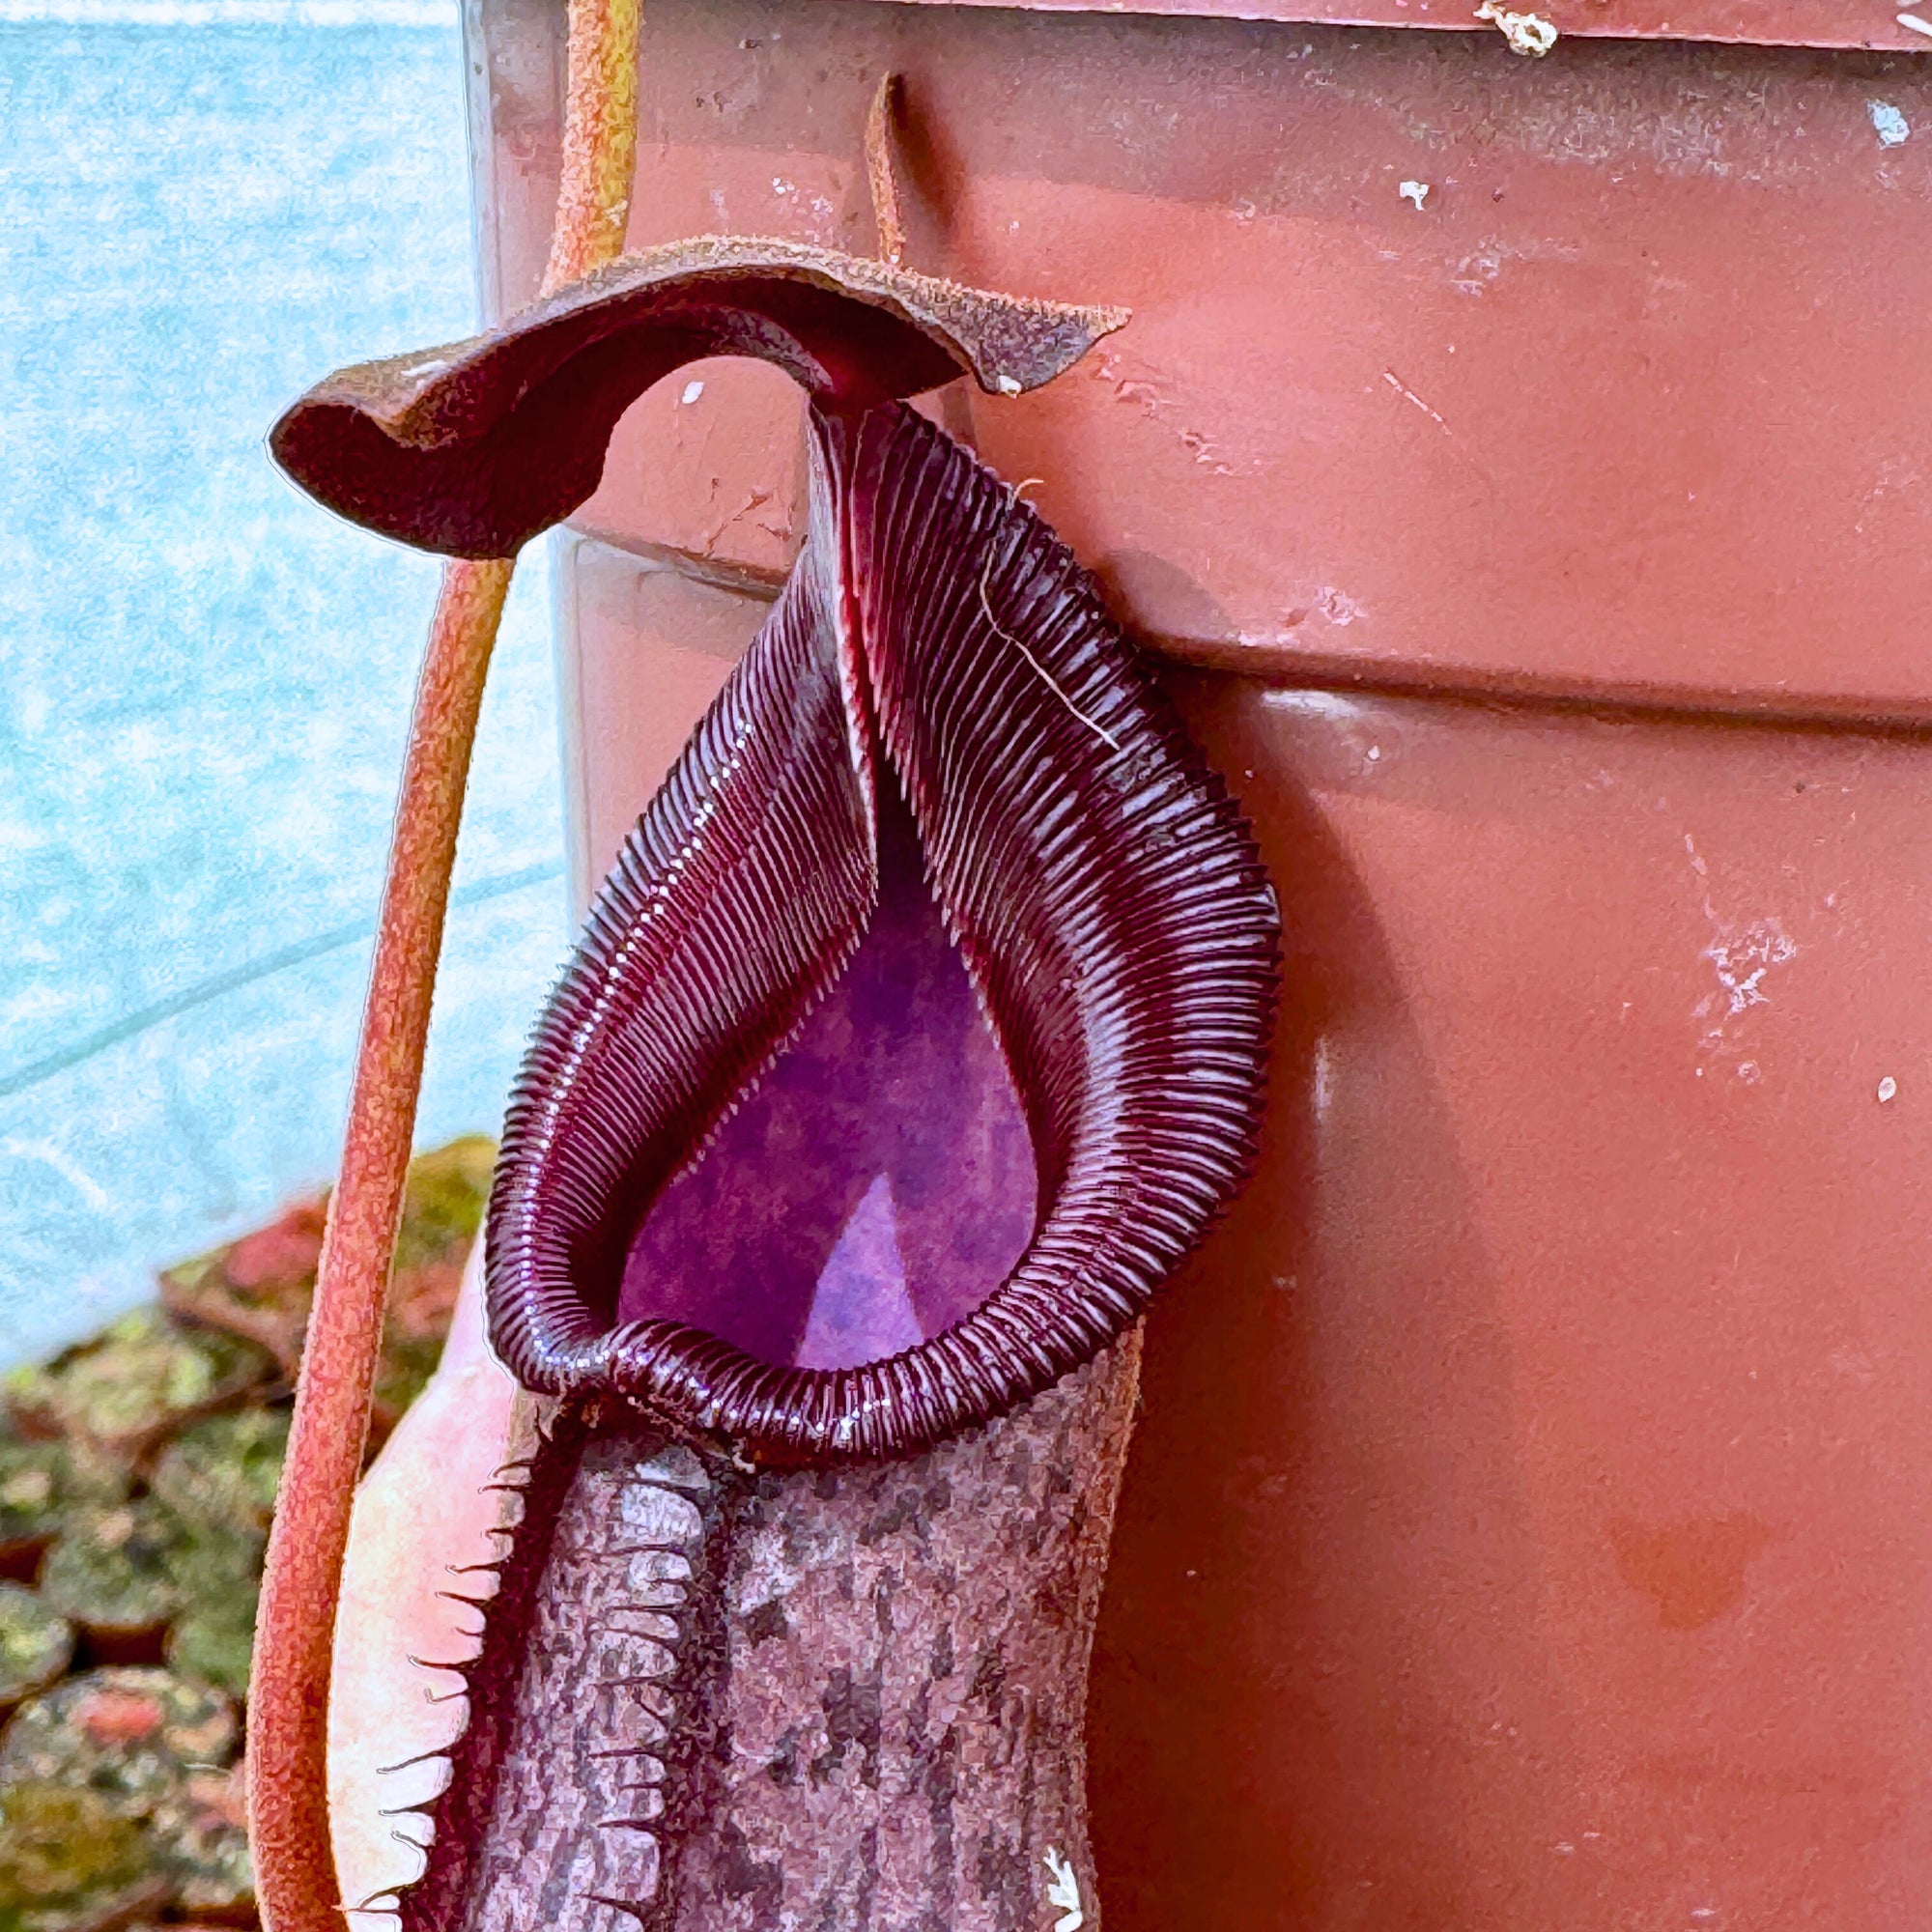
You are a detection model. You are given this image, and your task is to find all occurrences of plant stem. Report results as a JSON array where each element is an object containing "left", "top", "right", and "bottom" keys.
[
  {"left": 249, "top": 554, "right": 511, "bottom": 1931},
  {"left": 248, "top": 8, "right": 639, "bottom": 1930},
  {"left": 864, "top": 73, "right": 906, "bottom": 268},
  {"left": 547, "top": 0, "right": 640, "bottom": 291}
]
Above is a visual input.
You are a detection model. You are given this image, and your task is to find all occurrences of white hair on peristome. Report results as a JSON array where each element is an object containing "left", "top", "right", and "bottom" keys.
[
  {"left": 977, "top": 552, "right": 1123, "bottom": 754},
  {"left": 977, "top": 477, "right": 1124, "bottom": 754}
]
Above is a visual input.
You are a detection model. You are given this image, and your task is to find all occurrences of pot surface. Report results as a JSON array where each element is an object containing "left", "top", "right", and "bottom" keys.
[{"left": 466, "top": 5, "right": 1932, "bottom": 1922}]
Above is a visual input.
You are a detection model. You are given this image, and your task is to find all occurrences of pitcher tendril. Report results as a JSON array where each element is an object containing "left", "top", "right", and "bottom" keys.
[{"left": 247, "top": 9, "right": 641, "bottom": 1931}]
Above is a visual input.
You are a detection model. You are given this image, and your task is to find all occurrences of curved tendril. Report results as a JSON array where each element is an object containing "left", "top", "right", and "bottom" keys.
[{"left": 246, "top": 8, "right": 642, "bottom": 1929}]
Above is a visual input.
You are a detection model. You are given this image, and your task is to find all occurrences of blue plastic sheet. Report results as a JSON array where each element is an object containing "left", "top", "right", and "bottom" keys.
[{"left": 0, "top": 6, "right": 568, "bottom": 1367}]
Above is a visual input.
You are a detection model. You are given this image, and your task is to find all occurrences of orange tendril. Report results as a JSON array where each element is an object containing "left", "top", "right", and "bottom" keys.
[{"left": 246, "top": 7, "right": 641, "bottom": 1928}]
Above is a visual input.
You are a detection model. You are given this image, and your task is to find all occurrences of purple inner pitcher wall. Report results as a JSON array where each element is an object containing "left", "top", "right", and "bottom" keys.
[{"left": 618, "top": 779, "right": 1038, "bottom": 1370}]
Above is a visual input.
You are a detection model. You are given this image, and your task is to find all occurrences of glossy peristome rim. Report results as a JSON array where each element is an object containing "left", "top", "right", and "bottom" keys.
[{"left": 483, "top": 406, "right": 1280, "bottom": 1465}]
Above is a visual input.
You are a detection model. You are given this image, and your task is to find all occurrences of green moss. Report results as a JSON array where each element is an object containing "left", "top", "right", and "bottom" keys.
[
  {"left": 153, "top": 1768, "right": 253, "bottom": 1918},
  {"left": 0, "top": 1783, "right": 159, "bottom": 1932},
  {"left": 0, "top": 1585, "right": 73, "bottom": 1707},
  {"left": 0, "top": 1670, "right": 246, "bottom": 1925},
  {"left": 372, "top": 1323, "right": 448, "bottom": 1422},
  {"left": 162, "top": 1527, "right": 261, "bottom": 1699},
  {"left": 148, "top": 1406, "right": 287, "bottom": 1537},
  {"left": 161, "top": 1607, "right": 252, "bottom": 1702},
  {"left": 0, "top": 1440, "right": 128, "bottom": 1555},
  {"left": 0, "top": 1140, "right": 496, "bottom": 1923},
  {"left": 368, "top": 1138, "right": 495, "bottom": 1420},
  {"left": 0, "top": 1667, "right": 238, "bottom": 1820},
  {"left": 37, "top": 1501, "right": 192, "bottom": 1636},
  {"left": 3, "top": 1310, "right": 272, "bottom": 1453},
  {"left": 394, "top": 1132, "right": 496, "bottom": 1271}
]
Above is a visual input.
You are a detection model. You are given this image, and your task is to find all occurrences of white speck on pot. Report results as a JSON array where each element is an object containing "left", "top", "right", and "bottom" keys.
[
  {"left": 1878, "top": 1074, "right": 1899, "bottom": 1102},
  {"left": 1399, "top": 180, "right": 1431, "bottom": 210},
  {"left": 679, "top": 380, "right": 705, "bottom": 406},
  {"left": 1870, "top": 100, "right": 1911, "bottom": 146},
  {"left": 1475, "top": 0, "right": 1558, "bottom": 54}
]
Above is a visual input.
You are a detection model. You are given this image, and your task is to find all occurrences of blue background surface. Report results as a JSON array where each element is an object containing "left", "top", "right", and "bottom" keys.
[{"left": 0, "top": 5, "right": 571, "bottom": 1366}]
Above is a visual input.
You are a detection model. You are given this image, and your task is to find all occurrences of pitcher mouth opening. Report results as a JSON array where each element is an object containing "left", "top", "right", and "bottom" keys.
[
  {"left": 268, "top": 242, "right": 1273, "bottom": 1469},
  {"left": 616, "top": 764, "right": 1039, "bottom": 1379},
  {"left": 478, "top": 406, "right": 1277, "bottom": 1467}
]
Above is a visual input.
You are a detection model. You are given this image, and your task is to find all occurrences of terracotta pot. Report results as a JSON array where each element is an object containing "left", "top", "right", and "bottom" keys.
[{"left": 462, "top": 4, "right": 1932, "bottom": 1923}]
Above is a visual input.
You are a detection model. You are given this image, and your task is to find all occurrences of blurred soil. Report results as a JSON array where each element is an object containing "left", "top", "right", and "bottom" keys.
[{"left": 0, "top": 1137, "right": 492, "bottom": 1931}]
